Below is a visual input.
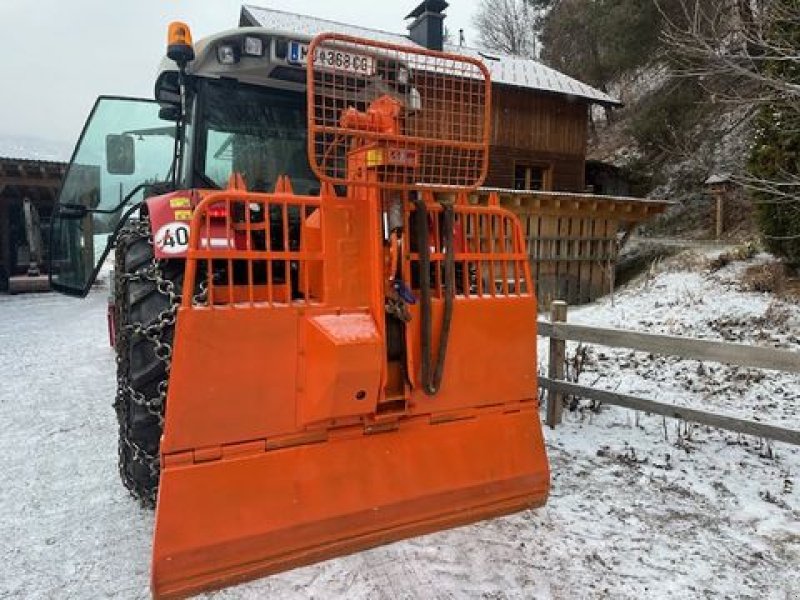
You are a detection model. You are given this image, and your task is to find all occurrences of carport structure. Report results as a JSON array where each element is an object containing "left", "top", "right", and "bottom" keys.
[{"left": 0, "top": 157, "right": 66, "bottom": 291}]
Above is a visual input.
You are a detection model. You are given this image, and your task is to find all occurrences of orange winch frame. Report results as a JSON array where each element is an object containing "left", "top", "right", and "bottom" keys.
[{"left": 150, "top": 33, "right": 550, "bottom": 599}]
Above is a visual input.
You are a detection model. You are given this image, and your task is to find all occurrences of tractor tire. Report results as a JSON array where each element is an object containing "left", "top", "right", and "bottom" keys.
[{"left": 113, "top": 218, "right": 183, "bottom": 508}]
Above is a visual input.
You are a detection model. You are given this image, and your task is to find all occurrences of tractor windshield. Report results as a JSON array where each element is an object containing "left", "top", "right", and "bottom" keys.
[{"left": 196, "top": 81, "right": 318, "bottom": 195}]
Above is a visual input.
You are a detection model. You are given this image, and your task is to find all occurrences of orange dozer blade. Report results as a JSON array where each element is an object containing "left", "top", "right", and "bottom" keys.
[{"left": 151, "top": 408, "right": 549, "bottom": 599}]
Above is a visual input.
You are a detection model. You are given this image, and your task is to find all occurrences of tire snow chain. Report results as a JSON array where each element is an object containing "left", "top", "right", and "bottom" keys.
[
  {"left": 119, "top": 260, "right": 179, "bottom": 419},
  {"left": 114, "top": 219, "right": 210, "bottom": 507},
  {"left": 114, "top": 219, "right": 179, "bottom": 507}
]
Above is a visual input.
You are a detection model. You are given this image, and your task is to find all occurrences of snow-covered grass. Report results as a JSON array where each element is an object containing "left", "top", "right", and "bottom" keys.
[
  {"left": 534, "top": 252, "right": 800, "bottom": 598},
  {"left": 0, "top": 252, "right": 798, "bottom": 599},
  {"left": 555, "top": 253, "right": 800, "bottom": 428}
]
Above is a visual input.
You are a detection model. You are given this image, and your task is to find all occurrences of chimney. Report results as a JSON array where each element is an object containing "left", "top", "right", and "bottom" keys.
[{"left": 405, "top": 0, "right": 449, "bottom": 51}]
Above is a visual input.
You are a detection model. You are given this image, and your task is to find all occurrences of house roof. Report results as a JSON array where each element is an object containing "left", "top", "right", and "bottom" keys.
[
  {"left": 704, "top": 173, "right": 733, "bottom": 185},
  {"left": 0, "top": 156, "right": 66, "bottom": 169},
  {"left": 240, "top": 4, "right": 621, "bottom": 107},
  {"left": 0, "top": 157, "right": 66, "bottom": 202}
]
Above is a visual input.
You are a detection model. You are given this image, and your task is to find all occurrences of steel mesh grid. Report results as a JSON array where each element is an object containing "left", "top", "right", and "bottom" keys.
[
  {"left": 183, "top": 192, "right": 323, "bottom": 309},
  {"left": 403, "top": 198, "right": 532, "bottom": 299},
  {"left": 307, "top": 33, "right": 491, "bottom": 192}
]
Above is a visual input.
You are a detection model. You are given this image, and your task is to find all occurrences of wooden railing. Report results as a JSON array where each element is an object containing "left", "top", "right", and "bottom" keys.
[{"left": 538, "top": 300, "right": 800, "bottom": 446}]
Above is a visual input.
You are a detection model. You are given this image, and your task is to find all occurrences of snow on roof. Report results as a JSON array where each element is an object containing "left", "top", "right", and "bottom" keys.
[
  {"left": 704, "top": 173, "right": 733, "bottom": 185},
  {"left": 0, "top": 156, "right": 66, "bottom": 168},
  {"left": 240, "top": 4, "right": 621, "bottom": 106},
  {"left": 0, "top": 136, "right": 72, "bottom": 163},
  {"left": 448, "top": 45, "right": 619, "bottom": 106},
  {"left": 241, "top": 5, "right": 412, "bottom": 47}
]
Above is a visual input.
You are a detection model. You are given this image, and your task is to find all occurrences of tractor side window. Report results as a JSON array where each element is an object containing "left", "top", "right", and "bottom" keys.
[{"left": 51, "top": 97, "right": 176, "bottom": 295}]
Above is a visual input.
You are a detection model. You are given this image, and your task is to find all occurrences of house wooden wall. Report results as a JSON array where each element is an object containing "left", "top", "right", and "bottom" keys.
[{"left": 485, "top": 86, "right": 589, "bottom": 192}]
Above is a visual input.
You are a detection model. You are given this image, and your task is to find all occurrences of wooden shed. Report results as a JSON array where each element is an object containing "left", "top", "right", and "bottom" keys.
[
  {"left": 241, "top": 2, "right": 670, "bottom": 305},
  {"left": 0, "top": 157, "right": 66, "bottom": 292},
  {"left": 486, "top": 89, "right": 589, "bottom": 191}
]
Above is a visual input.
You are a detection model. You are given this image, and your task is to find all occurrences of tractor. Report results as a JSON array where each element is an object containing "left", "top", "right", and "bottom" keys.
[{"left": 49, "top": 19, "right": 550, "bottom": 599}]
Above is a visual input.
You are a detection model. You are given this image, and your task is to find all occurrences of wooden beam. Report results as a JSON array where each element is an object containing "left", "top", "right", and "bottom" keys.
[
  {"left": 512, "top": 207, "right": 658, "bottom": 222},
  {"left": 0, "top": 201, "right": 8, "bottom": 273},
  {"left": 538, "top": 377, "right": 800, "bottom": 446},
  {"left": 538, "top": 321, "right": 800, "bottom": 373},
  {"left": 0, "top": 176, "right": 62, "bottom": 189},
  {"left": 546, "top": 301, "right": 567, "bottom": 428}
]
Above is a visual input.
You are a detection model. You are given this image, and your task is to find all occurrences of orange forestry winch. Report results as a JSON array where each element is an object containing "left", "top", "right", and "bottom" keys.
[
  {"left": 150, "top": 31, "right": 550, "bottom": 598},
  {"left": 45, "top": 24, "right": 552, "bottom": 597}
]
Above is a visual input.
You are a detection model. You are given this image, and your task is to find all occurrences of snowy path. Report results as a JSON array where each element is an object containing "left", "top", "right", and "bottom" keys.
[{"left": 1, "top": 259, "right": 798, "bottom": 599}]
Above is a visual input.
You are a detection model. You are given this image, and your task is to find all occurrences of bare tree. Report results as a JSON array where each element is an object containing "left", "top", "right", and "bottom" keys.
[
  {"left": 473, "top": 0, "right": 539, "bottom": 57},
  {"left": 657, "top": 1, "right": 800, "bottom": 107},
  {"left": 657, "top": 0, "right": 800, "bottom": 248}
]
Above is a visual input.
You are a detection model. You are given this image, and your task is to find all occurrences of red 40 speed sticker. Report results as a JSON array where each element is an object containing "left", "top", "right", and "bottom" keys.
[{"left": 154, "top": 221, "right": 190, "bottom": 255}]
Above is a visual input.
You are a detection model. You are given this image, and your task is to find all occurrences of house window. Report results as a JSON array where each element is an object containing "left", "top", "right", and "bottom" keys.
[{"left": 514, "top": 164, "right": 548, "bottom": 191}]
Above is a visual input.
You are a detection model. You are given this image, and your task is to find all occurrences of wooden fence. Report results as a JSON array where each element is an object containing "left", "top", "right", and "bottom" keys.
[{"left": 538, "top": 300, "right": 800, "bottom": 446}]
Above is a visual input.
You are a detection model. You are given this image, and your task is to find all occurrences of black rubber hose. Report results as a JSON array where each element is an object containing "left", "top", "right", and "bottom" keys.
[
  {"left": 414, "top": 197, "right": 433, "bottom": 393},
  {"left": 413, "top": 198, "right": 455, "bottom": 395},
  {"left": 431, "top": 204, "right": 455, "bottom": 394}
]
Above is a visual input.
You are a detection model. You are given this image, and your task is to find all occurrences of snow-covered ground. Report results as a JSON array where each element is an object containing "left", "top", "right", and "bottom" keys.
[{"left": 0, "top": 253, "right": 798, "bottom": 599}]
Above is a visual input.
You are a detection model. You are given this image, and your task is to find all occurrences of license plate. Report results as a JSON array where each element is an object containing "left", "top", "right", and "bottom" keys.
[{"left": 288, "top": 40, "right": 375, "bottom": 76}]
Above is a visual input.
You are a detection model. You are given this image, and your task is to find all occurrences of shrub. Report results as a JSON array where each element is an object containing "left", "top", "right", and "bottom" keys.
[
  {"left": 708, "top": 243, "right": 757, "bottom": 271},
  {"left": 740, "top": 262, "right": 789, "bottom": 295}
]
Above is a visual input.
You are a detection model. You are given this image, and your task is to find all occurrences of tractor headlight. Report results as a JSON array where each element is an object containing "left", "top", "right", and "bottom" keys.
[
  {"left": 408, "top": 87, "right": 422, "bottom": 113},
  {"left": 397, "top": 68, "right": 409, "bottom": 85},
  {"left": 217, "top": 44, "right": 240, "bottom": 65},
  {"left": 243, "top": 36, "right": 264, "bottom": 57}
]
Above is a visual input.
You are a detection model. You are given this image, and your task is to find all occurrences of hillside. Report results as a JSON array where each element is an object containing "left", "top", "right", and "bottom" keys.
[
  {"left": 589, "top": 68, "right": 758, "bottom": 240},
  {"left": 503, "top": 0, "right": 787, "bottom": 245}
]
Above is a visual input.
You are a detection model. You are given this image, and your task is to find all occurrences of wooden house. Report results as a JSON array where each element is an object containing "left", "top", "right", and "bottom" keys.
[{"left": 240, "top": 2, "right": 671, "bottom": 305}]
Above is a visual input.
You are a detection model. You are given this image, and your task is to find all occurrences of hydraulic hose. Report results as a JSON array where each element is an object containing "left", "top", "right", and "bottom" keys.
[{"left": 414, "top": 197, "right": 456, "bottom": 395}]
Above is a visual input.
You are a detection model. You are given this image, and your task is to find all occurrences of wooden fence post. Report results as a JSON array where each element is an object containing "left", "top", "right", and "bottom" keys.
[{"left": 546, "top": 300, "right": 567, "bottom": 428}]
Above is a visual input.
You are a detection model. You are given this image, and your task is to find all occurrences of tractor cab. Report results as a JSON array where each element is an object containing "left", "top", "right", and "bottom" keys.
[{"left": 49, "top": 26, "right": 359, "bottom": 296}]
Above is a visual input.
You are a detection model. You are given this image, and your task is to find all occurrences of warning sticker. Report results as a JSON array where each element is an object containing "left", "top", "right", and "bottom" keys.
[
  {"left": 169, "top": 197, "right": 191, "bottom": 208},
  {"left": 174, "top": 209, "right": 192, "bottom": 221},
  {"left": 154, "top": 221, "right": 190, "bottom": 255}
]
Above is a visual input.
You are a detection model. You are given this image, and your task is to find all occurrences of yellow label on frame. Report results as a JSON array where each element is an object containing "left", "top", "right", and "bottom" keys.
[
  {"left": 174, "top": 209, "right": 193, "bottom": 221},
  {"left": 170, "top": 197, "right": 191, "bottom": 208},
  {"left": 366, "top": 148, "right": 384, "bottom": 167}
]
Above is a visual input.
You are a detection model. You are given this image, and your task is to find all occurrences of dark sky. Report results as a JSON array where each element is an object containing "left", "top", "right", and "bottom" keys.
[{"left": 0, "top": 0, "right": 481, "bottom": 146}]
